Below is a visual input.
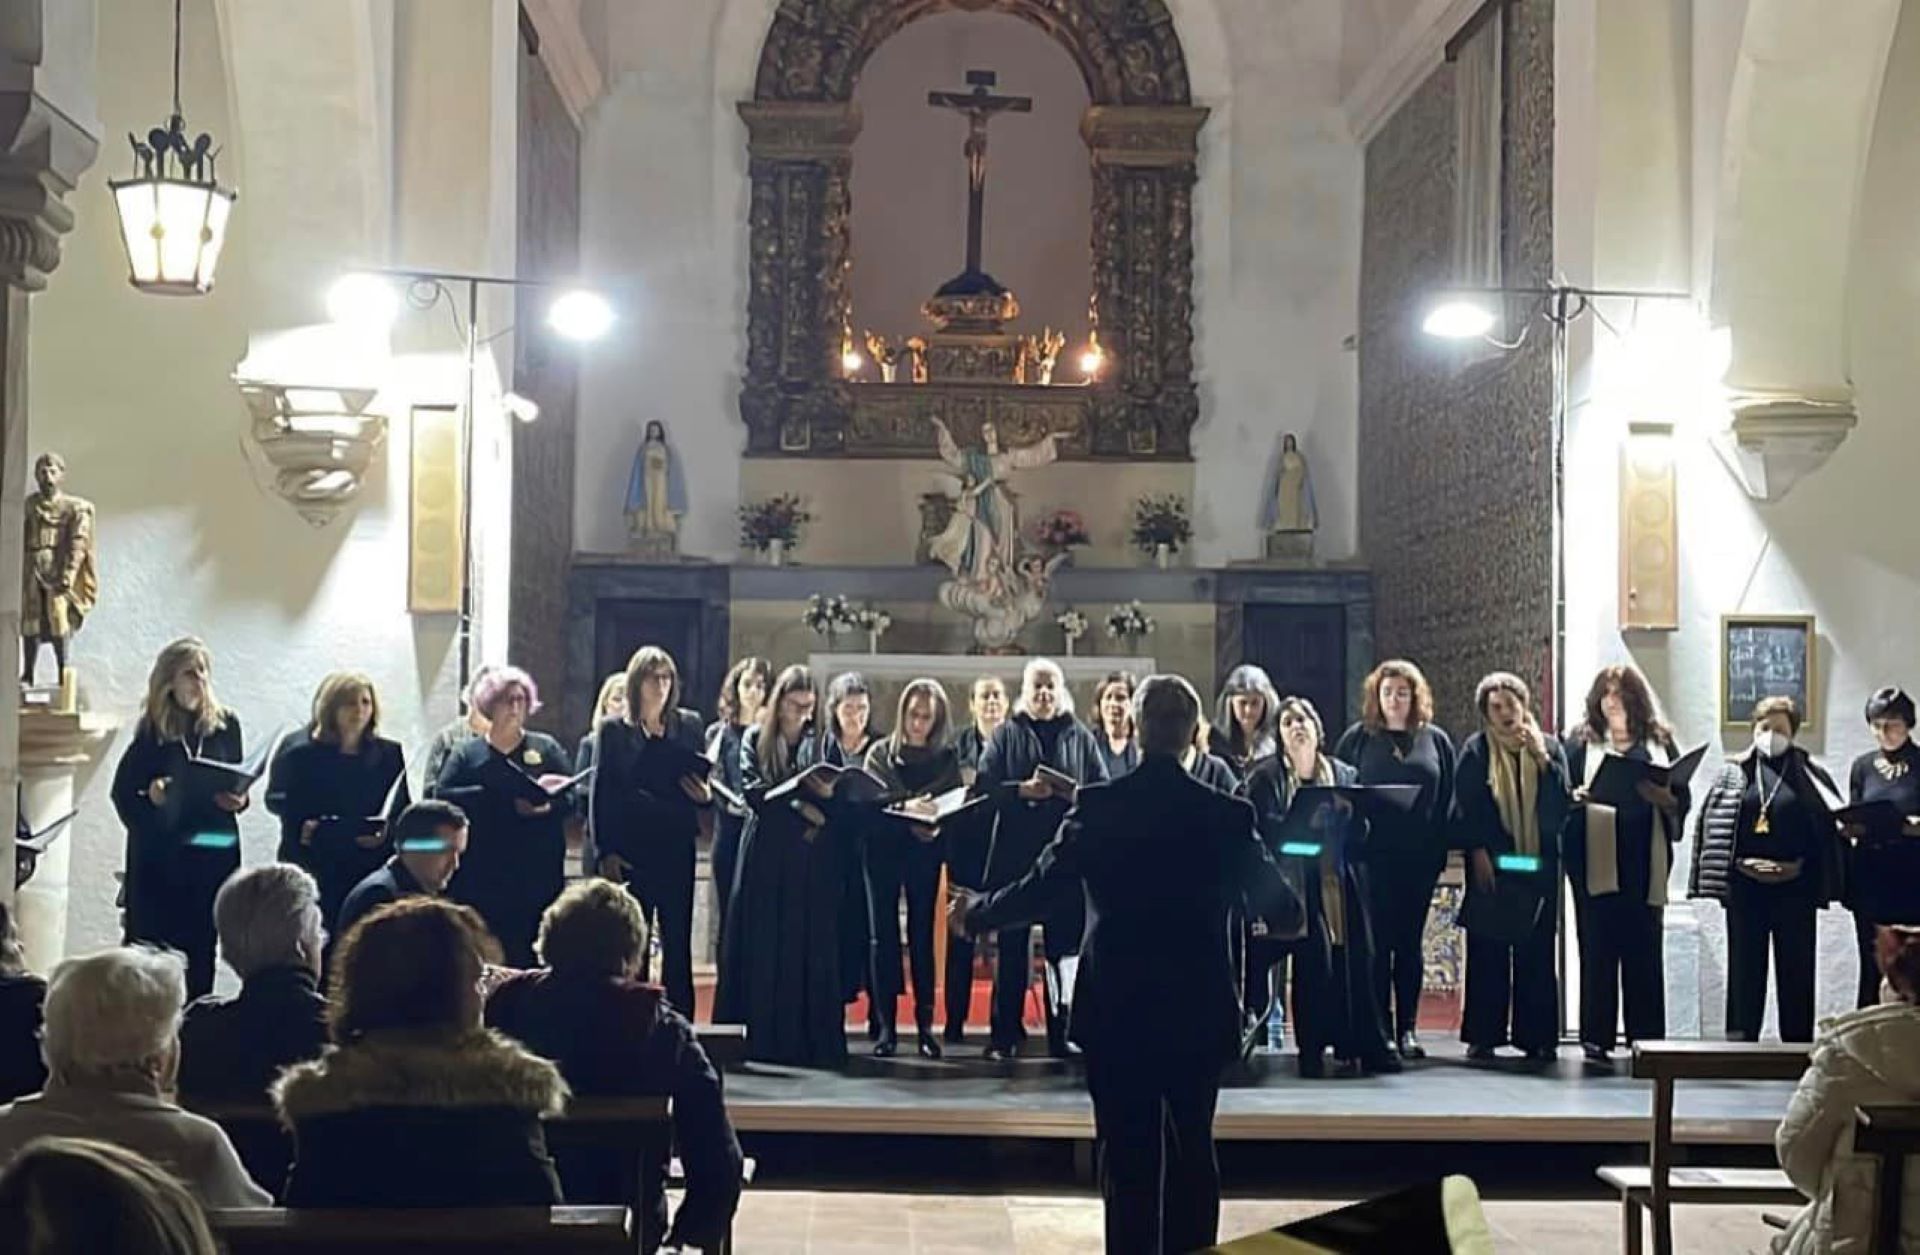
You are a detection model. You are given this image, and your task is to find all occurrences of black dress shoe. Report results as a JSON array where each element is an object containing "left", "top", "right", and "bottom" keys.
[
  {"left": 1466, "top": 1044, "right": 1498, "bottom": 1062},
  {"left": 1582, "top": 1044, "right": 1612, "bottom": 1065},
  {"left": 1364, "top": 1052, "right": 1404, "bottom": 1075},
  {"left": 1297, "top": 1050, "right": 1326, "bottom": 1079},
  {"left": 873, "top": 1030, "right": 898, "bottom": 1058},
  {"left": 1397, "top": 1032, "right": 1426, "bottom": 1060},
  {"left": 1525, "top": 1046, "right": 1558, "bottom": 1064},
  {"left": 943, "top": 1024, "right": 966, "bottom": 1045},
  {"left": 984, "top": 1042, "right": 1019, "bottom": 1062},
  {"left": 917, "top": 1030, "right": 943, "bottom": 1060}
]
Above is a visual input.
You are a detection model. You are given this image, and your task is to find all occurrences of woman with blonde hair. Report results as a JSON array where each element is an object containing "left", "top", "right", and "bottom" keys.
[
  {"left": 110, "top": 637, "right": 249, "bottom": 997},
  {"left": 1333, "top": 659, "right": 1456, "bottom": 1060},
  {"left": 572, "top": 671, "right": 627, "bottom": 876},
  {"left": 266, "top": 671, "right": 411, "bottom": 935},
  {"left": 431, "top": 666, "right": 574, "bottom": 966},
  {"left": 863, "top": 679, "right": 961, "bottom": 1057},
  {"left": 589, "top": 646, "right": 710, "bottom": 1018}
]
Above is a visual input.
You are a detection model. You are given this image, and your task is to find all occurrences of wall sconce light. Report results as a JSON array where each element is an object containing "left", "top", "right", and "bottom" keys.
[
  {"left": 235, "top": 378, "right": 386, "bottom": 526},
  {"left": 108, "top": 0, "right": 237, "bottom": 295}
]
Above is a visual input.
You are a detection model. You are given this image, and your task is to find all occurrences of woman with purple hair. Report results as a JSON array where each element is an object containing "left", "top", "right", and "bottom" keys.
[{"left": 430, "top": 666, "right": 574, "bottom": 966}]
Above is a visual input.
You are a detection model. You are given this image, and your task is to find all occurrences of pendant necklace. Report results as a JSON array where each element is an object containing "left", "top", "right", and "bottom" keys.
[
  {"left": 1875, "top": 754, "right": 1909, "bottom": 782},
  {"left": 1754, "top": 762, "right": 1785, "bottom": 835}
]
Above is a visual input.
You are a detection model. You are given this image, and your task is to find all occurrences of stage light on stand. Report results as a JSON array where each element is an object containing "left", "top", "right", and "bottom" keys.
[
  {"left": 1421, "top": 292, "right": 1499, "bottom": 340},
  {"left": 325, "top": 273, "right": 401, "bottom": 333},
  {"left": 547, "top": 289, "right": 614, "bottom": 342}
]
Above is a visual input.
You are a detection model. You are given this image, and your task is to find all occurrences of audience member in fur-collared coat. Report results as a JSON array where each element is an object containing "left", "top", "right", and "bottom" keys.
[{"left": 272, "top": 898, "right": 568, "bottom": 1208}]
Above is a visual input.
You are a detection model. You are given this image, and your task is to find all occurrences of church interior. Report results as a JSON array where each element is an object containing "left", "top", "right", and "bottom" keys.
[{"left": 0, "top": 0, "right": 1917, "bottom": 1251}]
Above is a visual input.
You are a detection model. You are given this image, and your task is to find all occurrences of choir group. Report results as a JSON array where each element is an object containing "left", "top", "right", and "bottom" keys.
[{"left": 110, "top": 634, "right": 1920, "bottom": 1075}]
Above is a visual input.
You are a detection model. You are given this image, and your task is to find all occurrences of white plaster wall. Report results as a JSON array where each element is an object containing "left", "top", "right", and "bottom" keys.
[
  {"left": 573, "top": 0, "right": 1361, "bottom": 569},
  {"left": 1559, "top": 0, "right": 1920, "bottom": 1035},
  {"left": 28, "top": 0, "right": 519, "bottom": 964}
]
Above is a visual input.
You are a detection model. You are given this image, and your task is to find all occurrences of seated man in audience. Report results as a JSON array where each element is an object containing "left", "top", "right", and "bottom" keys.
[
  {"left": 488, "top": 880, "right": 743, "bottom": 1254},
  {"left": 334, "top": 799, "right": 468, "bottom": 941},
  {"left": 0, "top": 947, "right": 269, "bottom": 1207},
  {"left": 179, "top": 864, "right": 329, "bottom": 1104},
  {"left": 273, "top": 897, "right": 568, "bottom": 1207}
]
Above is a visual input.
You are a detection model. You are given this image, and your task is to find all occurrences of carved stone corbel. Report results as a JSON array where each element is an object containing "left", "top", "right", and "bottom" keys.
[{"left": 1710, "top": 394, "right": 1858, "bottom": 503}]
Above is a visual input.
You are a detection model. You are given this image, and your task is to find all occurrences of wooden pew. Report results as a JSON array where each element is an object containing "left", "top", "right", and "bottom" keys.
[
  {"left": 1855, "top": 1103, "right": 1920, "bottom": 1253},
  {"left": 1596, "top": 1039, "right": 1810, "bottom": 1255},
  {"left": 208, "top": 1204, "right": 630, "bottom": 1253}
]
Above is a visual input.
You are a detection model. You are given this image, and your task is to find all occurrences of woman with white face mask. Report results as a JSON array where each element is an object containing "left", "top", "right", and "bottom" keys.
[{"left": 1689, "top": 696, "right": 1846, "bottom": 1042}]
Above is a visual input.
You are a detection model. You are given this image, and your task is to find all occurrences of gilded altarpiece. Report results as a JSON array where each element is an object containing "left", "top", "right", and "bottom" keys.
[{"left": 739, "top": 0, "right": 1207, "bottom": 461}]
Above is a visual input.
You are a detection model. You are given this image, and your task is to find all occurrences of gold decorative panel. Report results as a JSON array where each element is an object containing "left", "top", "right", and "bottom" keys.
[
  {"left": 1619, "top": 423, "right": 1678, "bottom": 631},
  {"left": 409, "top": 406, "right": 463, "bottom": 614}
]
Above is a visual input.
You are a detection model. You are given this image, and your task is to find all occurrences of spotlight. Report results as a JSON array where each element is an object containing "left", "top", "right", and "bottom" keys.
[
  {"left": 326, "top": 273, "right": 401, "bottom": 332},
  {"left": 1421, "top": 293, "right": 1498, "bottom": 340},
  {"left": 546, "top": 289, "right": 614, "bottom": 342}
]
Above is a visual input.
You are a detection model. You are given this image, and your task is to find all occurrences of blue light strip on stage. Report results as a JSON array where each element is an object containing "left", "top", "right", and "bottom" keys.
[
  {"left": 1496, "top": 853, "right": 1542, "bottom": 873},
  {"left": 1279, "top": 842, "right": 1322, "bottom": 858}
]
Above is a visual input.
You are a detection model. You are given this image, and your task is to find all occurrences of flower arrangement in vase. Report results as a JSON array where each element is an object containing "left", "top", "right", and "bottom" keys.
[
  {"left": 1129, "top": 494, "right": 1191, "bottom": 569},
  {"left": 739, "top": 494, "right": 812, "bottom": 564},
  {"left": 853, "top": 604, "right": 894, "bottom": 653},
  {"left": 802, "top": 594, "right": 858, "bottom": 647},
  {"left": 1105, "top": 600, "right": 1156, "bottom": 653},
  {"left": 1030, "top": 508, "right": 1092, "bottom": 560},
  {"left": 1056, "top": 607, "right": 1089, "bottom": 656}
]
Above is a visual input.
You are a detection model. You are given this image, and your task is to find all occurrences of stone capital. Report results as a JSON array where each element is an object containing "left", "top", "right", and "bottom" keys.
[
  {"left": 1080, "top": 105, "right": 1209, "bottom": 169},
  {"left": 0, "top": 90, "right": 98, "bottom": 290},
  {"left": 738, "top": 101, "right": 863, "bottom": 162}
]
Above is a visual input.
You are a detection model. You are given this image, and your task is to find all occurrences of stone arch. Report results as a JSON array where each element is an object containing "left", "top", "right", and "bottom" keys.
[
  {"left": 738, "top": 0, "right": 1208, "bottom": 459},
  {"left": 753, "top": 0, "right": 1191, "bottom": 107}
]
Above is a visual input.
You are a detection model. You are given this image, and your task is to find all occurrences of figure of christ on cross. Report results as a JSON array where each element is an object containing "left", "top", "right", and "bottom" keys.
[{"left": 927, "top": 69, "right": 1033, "bottom": 277}]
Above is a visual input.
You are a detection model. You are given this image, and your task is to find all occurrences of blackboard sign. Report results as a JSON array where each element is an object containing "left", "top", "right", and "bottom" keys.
[{"left": 1721, "top": 615, "right": 1815, "bottom": 726}]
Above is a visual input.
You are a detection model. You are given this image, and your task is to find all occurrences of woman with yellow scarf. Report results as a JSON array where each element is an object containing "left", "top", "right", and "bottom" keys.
[{"left": 1454, "top": 672, "right": 1573, "bottom": 1063}]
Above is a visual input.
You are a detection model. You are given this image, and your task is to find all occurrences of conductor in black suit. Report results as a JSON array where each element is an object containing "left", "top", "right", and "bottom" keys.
[{"left": 952, "top": 674, "right": 1300, "bottom": 1255}]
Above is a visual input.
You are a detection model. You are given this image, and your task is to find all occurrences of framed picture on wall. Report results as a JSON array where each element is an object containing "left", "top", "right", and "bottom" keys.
[{"left": 1720, "top": 614, "right": 1815, "bottom": 727}]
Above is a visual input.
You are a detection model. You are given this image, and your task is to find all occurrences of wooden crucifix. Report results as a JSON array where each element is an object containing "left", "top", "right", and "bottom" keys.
[{"left": 927, "top": 69, "right": 1032, "bottom": 276}]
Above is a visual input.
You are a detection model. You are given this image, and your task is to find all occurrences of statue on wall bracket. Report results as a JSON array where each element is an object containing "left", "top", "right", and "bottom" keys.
[
  {"left": 21, "top": 452, "right": 97, "bottom": 710},
  {"left": 625, "top": 420, "right": 687, "bottom": 561},
  {"left": 928, "top": 417, "right": 1065, "bottom": 650},
  {"left": 1261, "top": 432, "right": 1318, "bottom": 563}
]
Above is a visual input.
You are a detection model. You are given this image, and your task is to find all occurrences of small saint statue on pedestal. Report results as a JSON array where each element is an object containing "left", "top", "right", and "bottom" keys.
[
  {"left": 625, "top": 420, "right": 687, "bottom": 561},
  {"left": 1262, "top": 432, "right": 1318, "bottom": 562},
  {"left": 22, "top": 452, "right": 97, "bottom": 708}
]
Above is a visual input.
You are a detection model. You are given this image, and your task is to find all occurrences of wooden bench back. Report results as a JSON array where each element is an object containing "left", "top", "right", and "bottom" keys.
[{"left": 208, "top": 1205, "right": 630, "bottom": 1253}]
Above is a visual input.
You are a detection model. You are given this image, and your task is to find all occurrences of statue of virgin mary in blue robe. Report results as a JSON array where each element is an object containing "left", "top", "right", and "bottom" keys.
[{"left": 626, "top": 420, "right": 687, "bottom": 542}]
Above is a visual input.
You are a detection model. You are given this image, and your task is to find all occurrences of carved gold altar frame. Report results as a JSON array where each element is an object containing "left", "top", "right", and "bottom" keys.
[{"left": 739, "top": 0, "right": 1207, "bottom": 461}]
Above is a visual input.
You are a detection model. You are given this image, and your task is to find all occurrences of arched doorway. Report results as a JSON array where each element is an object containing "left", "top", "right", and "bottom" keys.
[{"left": 738, "top": 0, "right": 1207, "bottom": 459}]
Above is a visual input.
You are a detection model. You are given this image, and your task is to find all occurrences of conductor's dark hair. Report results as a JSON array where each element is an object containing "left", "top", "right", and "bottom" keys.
[
  {"left": 1865, "top": 687, "right": 1917, "bottom": 729},
  {"left": 390, "top": 800, "right": 467, "bottom": 853}
]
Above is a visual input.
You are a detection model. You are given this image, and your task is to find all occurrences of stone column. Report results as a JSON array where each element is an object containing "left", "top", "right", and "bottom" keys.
[
  {"left": 0, "top": 7, "right": 100, "bottom": 904},
  {"left": 15, "top": 712, "right": 113, "bottom": 967}
]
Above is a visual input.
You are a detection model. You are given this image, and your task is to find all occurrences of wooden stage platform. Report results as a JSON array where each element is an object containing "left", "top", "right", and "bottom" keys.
[{"left": 719, "top": 1041, "right": 1795, "bottom": 1148}]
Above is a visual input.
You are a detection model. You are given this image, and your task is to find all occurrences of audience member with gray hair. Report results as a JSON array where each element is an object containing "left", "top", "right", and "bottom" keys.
[
  {"left": 178, "top": 864, "right": 329, "bottom": 1109},
  {"left": 0, "top": 947, "right": 269, "bottom": 1207},
  {"left": 954, "top": 672, "right": 1299, "bottom": 1254}
]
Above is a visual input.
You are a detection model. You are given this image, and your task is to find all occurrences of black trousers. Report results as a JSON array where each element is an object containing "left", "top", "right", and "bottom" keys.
[
  {"left": 1852, "top": 907, "right": 1882, "bottom": 1009},
  {"left": 1725, "top": 874, "right": 1816, "bottom": 1042},
  {"left": 626, "top": 839, "right": 697, "bottom": 1020},
  {"left": 1290, "top": 930, "right": 1392, "bottom": 1062},
  {"left": 945, "top": 932, "right": 976, "bottom": 1032},
  {"left": 992, "top": 917, "right": 1073, "bottom": 1051},
  {"left": 1572, "top": 891, "right": 1666, "bottom": 1050},
  {"left": 1462, "top": 891, "right": 1559, "bottom": 1051},
  {"left": 865, "top": 832, "right": 943, "bottom": 1027},
  {"left": 711, "top": 812, "right": 745, "bottom": 942},
  {"left": 1084, "top": 1050, "right": 1223, "bottom": 1255},
  {"left": 1368, "top": 858, "right": 1439, "bottom": 1038}
]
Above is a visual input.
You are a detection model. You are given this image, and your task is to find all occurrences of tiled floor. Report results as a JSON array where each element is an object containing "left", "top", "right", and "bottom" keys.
[{"left": 728, "top": 1190, "right": 1784, "bottom": 1253}]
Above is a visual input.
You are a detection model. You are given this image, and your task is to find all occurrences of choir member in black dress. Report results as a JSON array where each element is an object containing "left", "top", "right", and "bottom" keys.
[
  {"left": 716, "top": 665, "right": 848, "bottom": 1067},
  {"left": 1691, "top": 696, "right": 1845, "bottom": 1042},
  {"left": 863, "top": 679, "right": 962, "bottom": 1058},
  {"left": 1245, "top": 696, "right": 1397, "bottom": 1076},
  {"left": 820, "top": 672, "right": 882, "bottom": 1037},
  {"left": 422, "top": 663, "right": 493, "bottom": 790},
  {"left": 266, "top": 672, "right": 411, "bottom": 941},
  {"left": 589, "top": 647, "right": 710, "bottom": 1018},
  {"left": 1455, "top": 672, "right": 1572, "bottom": 1062},
  {"left": 431, "top": 666, "right": 574, "bottom": 967},
  {"left": 953, "top": 675, "right": 1008, "bottom": 777},
  {"left": 1562, "top": 665, "right": 1686, "bottom": 1062},
  {"left": 945, "top": 673, "right": 1007, "bottom": 1042},
  {"left": 111, "top": 637, "right": 250, "bottom": 999},
  {"left": 976, "top": 658, "right": 1109, "bottom": 1059},
  {"left": 573, "top": 672, "right": 626, "bottom": 874},
  {"left": 1332, "top": 660, "right": 1455, "bottom": 1060},
  {"left": 1091, "top": 672, "right": 1140, "bottom": 781},
  {"left": 1209, "top": 664, "right": 1280, "bottom": 785},
  {"left": 1844, "top": 687, "right": 1920, "bottom": 1006},
  {"left": 705, "top": 657, "right": 771, "bottom": 937}
]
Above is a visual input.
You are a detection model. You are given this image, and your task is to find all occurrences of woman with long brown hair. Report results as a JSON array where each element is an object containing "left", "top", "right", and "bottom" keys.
[
  {"left": 110, "top": 637, "right": 249, "bottom": 998},
  {"left": 706, "top": 657, "right": 772, "bottom": 936},
  {"left": 1333, "top": 659, "right": 1455, "bottom": 1060},
  {"left": 588, "top": 646, "right": 710, "bottom": 1018},
  {"left": 1562, "top": 664, "right": 1686, "bottom": 1063},
  {"left": 267, "top": 671, "right": 411, "bottom": 936}
]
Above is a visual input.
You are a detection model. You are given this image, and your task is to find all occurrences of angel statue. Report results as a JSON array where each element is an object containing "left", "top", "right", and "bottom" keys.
[
  {"left": 625, "top": 420, "right": 687, "bottom": 553},
  {"left": 928, "top": 418, "right": 1059, "bottom": 591},
  {"left": 940, "top": 550, "right": 1069, "bottom": 652}
]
